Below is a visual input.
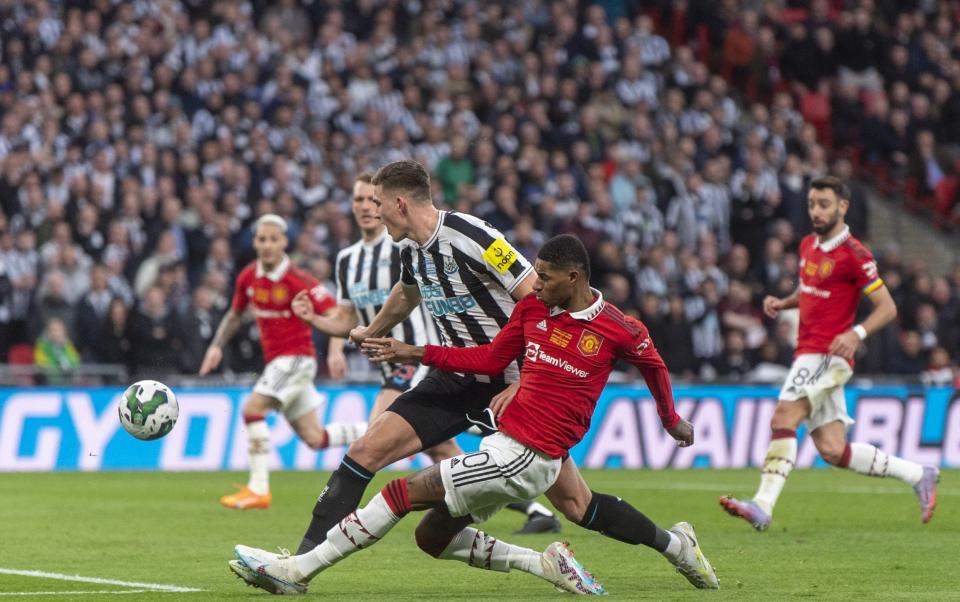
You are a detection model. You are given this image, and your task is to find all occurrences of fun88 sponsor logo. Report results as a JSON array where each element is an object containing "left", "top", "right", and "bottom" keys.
[
  {"left": 424, "top": 294, "right": 478, "bottom": 316},
  {"left": 419, "top": 283, "right": 478, "bottom": 316}
]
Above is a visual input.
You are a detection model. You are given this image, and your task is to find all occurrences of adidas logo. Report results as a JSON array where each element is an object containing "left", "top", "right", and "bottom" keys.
[{"left": 536, "top": 320, "right": 547, "bottom": 331}]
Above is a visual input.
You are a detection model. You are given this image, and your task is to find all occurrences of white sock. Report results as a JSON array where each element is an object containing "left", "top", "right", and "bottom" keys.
[
  {"left": 246, "top": 419, "right": 270, "bottom": 495},
  {"left": 295, "top": 493, "right": 400, "bottom": 580},
  {"left": 525, "top": 501, "right": 554, "bottom": 517},
  {"left": 660, "top": 531, "right": 682, "bottom": 562},
  {"left": 323, "top": 422, "right": 368, "bottom": 448},
  {"left": 752, "top": 434, "right": 797, "bottom": 515},
  {"left": 439, "top": 527, "right": 544, "bottom": 577},
  {"left": 847, "top": 443, "right": 924, "bottom": 486}
]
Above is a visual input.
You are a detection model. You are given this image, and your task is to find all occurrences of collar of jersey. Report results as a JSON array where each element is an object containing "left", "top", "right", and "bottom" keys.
[
  {"left": 412, "top": 210, "right": 445, "bottom": 249},
  {"left": 255, "top": 254, "right": 290, "bottom": 282},
  {"left": 549, "top": 288, "right": 605, "bottom": 321},
  {"left": 813, "top": 226, "right": 850, "bottom": 253},
  {"left": 362, "top": 228, "right": 390, "bottom": 249}
]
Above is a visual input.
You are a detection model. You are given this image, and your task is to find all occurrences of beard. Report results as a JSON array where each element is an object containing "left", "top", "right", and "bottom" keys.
[{"left": 812, "top": 213, "right": 840, "bottom": 236}]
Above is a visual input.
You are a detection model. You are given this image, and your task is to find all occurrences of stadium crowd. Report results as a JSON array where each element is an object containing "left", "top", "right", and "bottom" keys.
[{"left": 0, "top": 0, "right": 957, "bottom": 386}]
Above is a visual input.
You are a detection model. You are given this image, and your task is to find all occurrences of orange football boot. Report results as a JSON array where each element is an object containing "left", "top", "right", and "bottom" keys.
[{"left": 220, "top": 486, "right": 272, "bottom": 510}]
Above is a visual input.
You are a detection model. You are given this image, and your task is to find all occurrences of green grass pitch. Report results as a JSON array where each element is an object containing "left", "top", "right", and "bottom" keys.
[{"left": 0, "top": 469, "right": 955, "bottom": 600}]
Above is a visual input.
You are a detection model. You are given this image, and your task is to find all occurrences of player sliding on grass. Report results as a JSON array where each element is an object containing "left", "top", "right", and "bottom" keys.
[
  {"left": 291, "top": 171, "right": 557, "bottom": 533},
  {"left": 270, "top": 161, "right": 710, "bottom": 588},
  {"left": 228, "top": 234, "right": 719, "bottom": 595},
  {"left": 720, "top": 176, "right": 940, "bottom": 530},
  {"left": 200, "top": 214, "right": 367, "bottom": 510}
]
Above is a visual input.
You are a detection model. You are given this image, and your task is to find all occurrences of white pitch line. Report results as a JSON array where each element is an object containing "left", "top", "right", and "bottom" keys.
[
  {"left": 0, "top": 569, "right": 201, "bottom": 593},
  {"left": 0, "top": 591, "right": 151, "bottom": 597}
]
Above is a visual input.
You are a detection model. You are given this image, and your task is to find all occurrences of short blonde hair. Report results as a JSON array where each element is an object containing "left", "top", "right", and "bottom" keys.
[{"left": 253, "top": 213, "right": 288, "bottom": 233}]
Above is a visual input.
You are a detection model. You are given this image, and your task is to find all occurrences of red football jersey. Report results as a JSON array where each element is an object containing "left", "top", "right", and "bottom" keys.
[
  {"left": 231, "top": 255, "right": 336, "bottom": 363},
  {"left": 423, "top": 292, "right": 681, "bottom": 458},
  {"left": 796, "top": 227, "right": 883, "bottom": 360}
]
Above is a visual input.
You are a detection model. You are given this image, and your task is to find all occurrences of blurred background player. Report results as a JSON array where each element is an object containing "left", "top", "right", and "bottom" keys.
[
  {"left": 720, "top": 177, "right": 940, "bottom": 530},
  {"left": 200, "top": 214, "right": 367, "bottom": 510},
  {"left": 293, "top": 169, "right": 560, "bottom": 534}
]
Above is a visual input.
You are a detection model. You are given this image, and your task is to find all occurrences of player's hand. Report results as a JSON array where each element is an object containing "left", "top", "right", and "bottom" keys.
[
  {"left": 667, "top": 419, "right": 694, "bottom": 447},
  {"left": 292, "top": 290, "right": 315, "bottom": 322},
  {"left": 489, "top": 382, "right": 519, "bottom": 418},
  {"left": 199, "top": 345, "right": 222, "bottom": 376},
  {"left": 348, "top": 326, "right": 373, "bottom": 346},
  {"left": 829, "top": 330, "right": 860, "bottom": 361},
  {"left": 327, "top": 351, "right": 347, "bottom": 380},
  {"left": 361, "top": 337, "right": 424, "bottom": 364},
  {"left": 762, "top": 295, "right": 784, "bottom": 319}
]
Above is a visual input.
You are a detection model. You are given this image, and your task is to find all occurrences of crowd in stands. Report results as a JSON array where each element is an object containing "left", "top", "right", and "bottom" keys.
[
  {"left": 0, "top": 0, "right": 957, "bottom": 386},
  {"left": 655, "top": 0, "right": 960, "bottom": 226}
]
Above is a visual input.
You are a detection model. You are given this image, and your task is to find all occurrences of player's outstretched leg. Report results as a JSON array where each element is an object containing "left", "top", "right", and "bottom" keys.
[
  {"left": 572, "top": 490, "right": 719, "bottom": 589},
  {"left": 816, "top": 426, "right": 940, "bottom": 524},
  {"left": 233, "top": 477, "right": 415, "bottom": 594},
  {"left": 295, "top": 412, "right": 423, "bottom": 553},
  {"left": 221, "top": 412, "right": 273, "bottom": 510},
  {"left": 319, "top": 422, "right": 368, "bottom": 448},
  {"left": 507, "top": 500, "right": 562, "bottom": 534},
  {"left": 720, "top": 423, "right": 797, "bottom": 531},
  {"left": 295, "top": 454, "right": 375, "bottom": 554},
  {"left": 414, "top": 508, "right": 605, "bottom": 595}
]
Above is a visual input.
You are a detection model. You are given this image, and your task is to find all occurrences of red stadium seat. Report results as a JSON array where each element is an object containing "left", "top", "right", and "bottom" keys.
[
  {"left": 6, "top": 344, "right": 35, "bottom": 386},
  {"left": 8, "top": 344, "right": 34, "bottom": 365}
]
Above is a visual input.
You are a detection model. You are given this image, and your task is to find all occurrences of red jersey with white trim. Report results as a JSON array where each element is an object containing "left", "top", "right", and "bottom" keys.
[
  {"left": 796, "top": 227, "right": 883, "bottom": 359},
  {"left": 231, "top": 256, "right": 336, "bottom": 363},
  {"left": 422, "top": 292, "right": 681, "bottom": 458}
]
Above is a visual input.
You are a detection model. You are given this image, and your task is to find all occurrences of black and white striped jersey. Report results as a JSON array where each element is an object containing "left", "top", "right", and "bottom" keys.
[
  {"left": 399, "top": 211, "right": 534, "bottom": 383},
  {"left": 335, "top": 229, "right": 437, "bottom": 348}
]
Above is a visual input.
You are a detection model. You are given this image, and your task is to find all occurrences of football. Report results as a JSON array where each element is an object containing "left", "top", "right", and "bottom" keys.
[{"left": 118, "top": 380, "right": 179, "bottom": 441}]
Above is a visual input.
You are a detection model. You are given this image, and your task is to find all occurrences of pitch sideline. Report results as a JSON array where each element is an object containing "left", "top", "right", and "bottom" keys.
[{"left": 0, "top": 568, "right": 202, "bottom": 594}]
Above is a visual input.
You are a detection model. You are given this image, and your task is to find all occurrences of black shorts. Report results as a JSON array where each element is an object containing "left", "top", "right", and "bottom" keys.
[
  {"left": 379, "top": 362, "right": 419, "bottom": 392},
  {"left": 386, "top": 368, "right": 507, "bottom": 449}
]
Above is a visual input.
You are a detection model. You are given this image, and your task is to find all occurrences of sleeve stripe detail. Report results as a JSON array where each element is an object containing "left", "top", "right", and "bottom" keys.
[
  {"left": 863, "top": 278, "right": 883, "bottom": 294},
  {"left": 505, "top": 264, "right": 534, "bottom": 294},
  {"left": 443, "top": 213, "right": 497, "bottom": 247}
]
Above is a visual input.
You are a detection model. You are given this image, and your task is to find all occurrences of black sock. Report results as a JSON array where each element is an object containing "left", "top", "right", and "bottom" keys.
[
  {"left": 296, "top": 455, "right": 375, "bottom": 554},
  {"left": 577, "top": 491, "right": 671, "bottom": 552}
]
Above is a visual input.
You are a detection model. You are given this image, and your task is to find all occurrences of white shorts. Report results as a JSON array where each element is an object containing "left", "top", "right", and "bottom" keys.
[
  {"left": 778, "top": 354, "right": 854, "bottom": 431},
  {"left": 440, "top": 432, "right": 561, "bottom": 523},
  {"left": 253, "top": 355, "right": 324, "bottom": 421}
]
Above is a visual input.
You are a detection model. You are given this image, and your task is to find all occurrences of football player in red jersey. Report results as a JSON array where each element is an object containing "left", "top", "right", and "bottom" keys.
[
  {"left": 228, "top": 235, "right": 719, "bottom": 595},
  {"left": 720, "top": 176, "right": 940, "bottom": 530},
  {"left": 200, "top": 214, "right": 367, "bottom": 510}
]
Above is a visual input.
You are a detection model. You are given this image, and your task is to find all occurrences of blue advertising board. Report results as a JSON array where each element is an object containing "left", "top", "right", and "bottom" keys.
[{"left": 0, "top": 385, "right": 957, "bottom": 471}]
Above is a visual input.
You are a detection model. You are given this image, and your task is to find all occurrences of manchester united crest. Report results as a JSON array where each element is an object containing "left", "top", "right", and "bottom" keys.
[
  {"left": 819, "top": 258, "right": 835, "bottom": 278},
  {"left": 271, "top": 286, "right": 289, "bottom": 303},
  {"left": 577, "top": 330, "right": 603, "bottom": 356}
]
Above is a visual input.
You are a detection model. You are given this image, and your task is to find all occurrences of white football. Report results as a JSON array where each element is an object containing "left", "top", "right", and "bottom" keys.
[{"left": 118, "top": 380, "right": 179, "bottom": 441}]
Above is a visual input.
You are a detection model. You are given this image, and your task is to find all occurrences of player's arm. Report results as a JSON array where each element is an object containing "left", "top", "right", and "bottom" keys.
[
  {"left": 622, "top": 320, "right": 693, "bottom": 446},
  {"left": 762, "top": 286, "right": 800, "bottom": 318},
  {"left": 363, "top": 307, "right": 526, "bottom": 376},
  {"left": 829, "top": 284, "right": 897, "bottom": 360},
  {"left": 199, "top": 308, "right": 243, "bottom": 375},
  {"left": 510, "top": 271, "right": 537, "bottom": 301},
  {"left": 327, "top": 336, "right": 348, "bottom": 380},
  {"left": 349, "top": 282, "right": 422, "bottom": 344},
  {"left": 293, "top": 294, "right": 359, "bottom": 337}
]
